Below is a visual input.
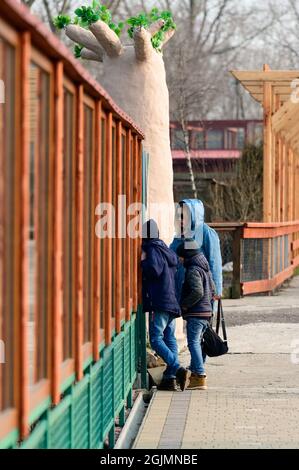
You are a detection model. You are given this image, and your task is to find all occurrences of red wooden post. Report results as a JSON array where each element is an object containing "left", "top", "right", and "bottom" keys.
[
  {"left": 20, "top": 31, "right": 31, "bottom": 439},
  {"left": 125, "top": 129, "right": 132, "bottom": 321},
  {"left": 75, "top": 85, "right": 84, "bottom": 381},
  {"left": 132, "top": 135, "right": 139, "bottom": 312},
  {"left": 52, "top": 61, "right": 64, "bottom": 403},
  {"left": 115, "top": 121, "right": 122, "bottom": 333},
  {"left": 93, "top": 100, "right": 102, "bottom": 361},
  {"left": 104, "top": 112, "right": 113, "bottom": 345},
  {"left": 137, "top": 138, "right": 143, "bottom": 306}
]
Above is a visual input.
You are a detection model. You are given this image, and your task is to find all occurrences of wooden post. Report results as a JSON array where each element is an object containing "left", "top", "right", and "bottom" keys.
[
  {"left": 132, "top": 135, "right": 139, "bottom": 312},
  {"left": 281, "top": 141, "right": 287, "bottom": 222},
  {"left": 104, "top": 112, "right": 113, "bottom": 345},
  {"left": 295, "top": 151, "right": 299, "bottom": 220},
  {"left": 75, "top": 85, "right": 84, "bottom": 381},
  {"left": 287, "top": 148, "right": 294, "bottom": 222},
  {"left": 263, "top": 64, "right": 273, "bottom": 223},
  {"left": 232, "top": 227, "right": 242, "bottom": 299},
  {"left": 93, "top": 100, "right": 102, "bottom": 361},
  {"left": 19, "top": 31, "right": 31, "bottom": 439},
  {"left": 137, "top": 139, "right": 143, "bottom": 306},
  {"left": 274, "top": 95, "right": 281, "bottom": 222},
  {"left": 52, "top": 61, "right": 64, "bottom": 404},
  {"left": 125, "top": 129, "right": 132, "bottom": 321},
  {"left": 115, "top": 121, "right": 122, "bottom": 333}
]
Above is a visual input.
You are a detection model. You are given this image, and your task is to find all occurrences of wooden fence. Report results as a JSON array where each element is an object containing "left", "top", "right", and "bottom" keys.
[
  {"left": 211, "top": 221, "right": 299, "bottom": 298},
  {"left": 0, "top": 0, "right": 145, "bottom": 449}
]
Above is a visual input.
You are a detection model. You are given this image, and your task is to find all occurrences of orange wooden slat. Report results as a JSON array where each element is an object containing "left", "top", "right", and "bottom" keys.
[
  {"left": 137, "top": 138, "right": 143, "bottom": 306},
  {"left": 115, "top": 121, "right": 122, "bottom": 333},
  {"left": 132, "top": 135, "right": 139, "bottom": 312},
  {"left": 92, "top": 100, "right": 102, "bottom": 361},
  {"left": 243, "top": 224, "right": 299, "bottom": 239},
  {"left": 242, "top": 265, "right": 294, "bottom": 295},
  {"left": 125, "top": 129, "right": 132, "bottom": 322},
  {"left": 19, "top": 31, "right": 31, "bottom": 439},
  {"left": 75, "top": 85, "right": 84, "bottom": 381},
  {"left": 104, "top": 112, "right": 113, "bottom": 345},
  {"left": 0, "top": 409, "right": 18, "bottom": 440},
  {"left": 52, "top": 61, "right": 63, "bottom": 405},
  {"left": 263, "top": 65, "right": 273, "bottom": 223}
]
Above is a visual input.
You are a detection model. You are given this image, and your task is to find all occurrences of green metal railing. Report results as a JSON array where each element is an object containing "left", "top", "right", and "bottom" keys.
[{"left": 11, "top": 311, "right": 147, "bottom": 450}]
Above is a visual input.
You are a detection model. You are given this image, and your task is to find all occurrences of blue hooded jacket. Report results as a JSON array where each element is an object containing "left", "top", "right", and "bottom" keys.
[
  {"left": 141, "top": 238, "right": 181, "bottom": 317},
  {"left": 170, "top": 199, "right": 223, "bottom": 299}
]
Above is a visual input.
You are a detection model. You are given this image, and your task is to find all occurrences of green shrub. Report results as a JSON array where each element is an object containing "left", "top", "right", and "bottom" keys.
[
  {"left": 127, "top": 8, "right": 176, "bottom": 51},
  {"left": 54, "top": 3, "right": 176, "bottom": 57}
]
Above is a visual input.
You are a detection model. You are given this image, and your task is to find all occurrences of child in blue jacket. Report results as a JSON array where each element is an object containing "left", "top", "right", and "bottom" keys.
[{"left": 141, "top": 219, "right": 191, "bottom": 392}]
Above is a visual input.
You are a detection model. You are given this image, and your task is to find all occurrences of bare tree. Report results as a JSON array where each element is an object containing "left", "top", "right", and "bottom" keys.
[
  {"left": 161, "top": 0, "right": 273, "bottom": 200},
  {"left": 268, "top": 0, "right": 299, "bottom": 68},
  {"left": 209, "top": 144, "right": 263, "bottom": 222},
  {"left": 21, "top": 0, "right": 74, "bottom": 32}
]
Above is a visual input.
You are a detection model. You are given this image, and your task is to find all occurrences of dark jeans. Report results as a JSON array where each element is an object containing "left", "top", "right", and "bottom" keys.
[
  {"left": 186, "top": 317, "right": 209, "bottom": 375},
  {"left": 149, "top": 311, "right": 180, "bottom": 379}
]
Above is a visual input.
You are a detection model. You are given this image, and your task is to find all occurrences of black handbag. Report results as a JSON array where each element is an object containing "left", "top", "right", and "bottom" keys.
[{"left": 202, "top": 299, "right": 229, "bottom": 357}]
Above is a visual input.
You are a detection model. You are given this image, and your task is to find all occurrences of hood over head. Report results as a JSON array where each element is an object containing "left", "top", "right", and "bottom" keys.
[
  {"left": 184, "top": 251, "right": 210, "bottom": 272},
  {"left": 142, "top": 219, "right": 159, "bottom": 241},
  {"left": 142, "top": 219, "right": 178, "bottom": 267},
  {"left": 176, "top": 238, "right": 201, "bottom": 259},
  {"left": 173, "top": 199, "right": 205, "bottom": 250}
]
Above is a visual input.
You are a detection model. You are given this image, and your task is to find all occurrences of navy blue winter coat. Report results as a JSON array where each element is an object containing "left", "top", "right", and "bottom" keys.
[{"left": 141, "top": 239, "right": 181, "bottom": 317}]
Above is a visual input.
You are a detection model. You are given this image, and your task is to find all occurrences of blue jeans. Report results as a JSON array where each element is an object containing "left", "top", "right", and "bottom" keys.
[
  {"left": 186, "top": 317, "right": 209, "bottom": 375},
  {"left": 149, "top": 311, "right": 180, "bottom": 379}
]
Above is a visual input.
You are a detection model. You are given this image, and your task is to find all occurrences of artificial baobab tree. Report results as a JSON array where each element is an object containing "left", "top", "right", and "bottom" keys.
[{"left": 56, "top": 5, "right": 176, "bottom": 241}]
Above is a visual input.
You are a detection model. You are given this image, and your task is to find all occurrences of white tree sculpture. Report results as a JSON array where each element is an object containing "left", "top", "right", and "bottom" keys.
[{"left": 58, "top": 8, "right": 176, "bottom": 242}]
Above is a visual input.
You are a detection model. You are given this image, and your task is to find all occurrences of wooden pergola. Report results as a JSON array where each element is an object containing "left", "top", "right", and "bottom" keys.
[{"left": 231, "top": 66, "right": 299, "bottom": 224}]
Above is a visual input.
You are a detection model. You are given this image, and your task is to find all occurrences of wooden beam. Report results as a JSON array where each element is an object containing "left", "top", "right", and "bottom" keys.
[
  {"left": 263, "top": 65, "right": 273, "bottom": 222},
  {"left": 231, "top": 70, "right": 299, "bottom": 82},
  {"left": 137, "top": 139, "right": 142, "bottom": 306},
  {"left": 52, "top": 60, "right": 64, "bottom": 405},
  {"left": 104, "top": 112, "right": 113, "bottom": 344},
  {"left": 132, "top": 135, "right": 138, "bottom": 312},
  {"left": 272, "top": 100, "right": 298, "bottom": 133},
  {"left": 93, "top": 100, "right": 102, "bottom": 361},
  {"left": 75, "top": 85, "right": 84, "bottom": 381},
  {"left": 242, "top": 265, "right": 294, "bottom": 295},
  {"left": 125, "top": 129, "right": 132, "bottom": 321},
  {"left": 115, "top": 121, "right": 122, "bottom": 333},
  {"left": 19, "top": 31, "right": 31, "bottom": 439}
]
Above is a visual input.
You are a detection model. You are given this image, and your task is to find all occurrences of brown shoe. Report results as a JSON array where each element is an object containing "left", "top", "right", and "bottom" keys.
[
  {"left": 187, "top": 373, "right": 207, "bottom": 390},
  {"left": 175, "top": 367, "right": 192, "bottom": 391}
]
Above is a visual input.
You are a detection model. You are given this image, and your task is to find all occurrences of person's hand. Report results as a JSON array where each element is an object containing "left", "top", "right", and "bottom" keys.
[
  {"left": 141, "top": 251, "right": 147, "bottom": 261},
  {"left": 213, "top": 295, "right": 222, "bottom": 301}
]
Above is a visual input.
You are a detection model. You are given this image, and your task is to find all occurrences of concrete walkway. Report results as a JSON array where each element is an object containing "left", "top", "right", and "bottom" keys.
[{"left": 133, "top": 277, "right": 299, "bottom": 449}]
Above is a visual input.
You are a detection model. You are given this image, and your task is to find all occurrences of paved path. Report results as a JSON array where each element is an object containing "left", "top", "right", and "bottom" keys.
[{"left": 134, "top": 277, "right": 299, "bottom": 449}]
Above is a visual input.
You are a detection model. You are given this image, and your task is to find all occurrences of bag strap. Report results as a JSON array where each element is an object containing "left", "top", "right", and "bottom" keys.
[{"left": 216, "top": 299, "right": 228, "bottom": 342}]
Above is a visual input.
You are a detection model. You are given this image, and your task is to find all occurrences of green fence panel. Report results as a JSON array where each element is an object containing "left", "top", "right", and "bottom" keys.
[
  {"left": 90, "top": 360, "right": 103, "bottom": 448},
  {"left": 3, "top": 313, "right": 146, "bottom": 449},
  {"left": 124, "top": 323, "right": 131, "bottom": 394},
  {"left": 21, "top": 421, "right": 48, "bottom": 449},
  {"left": 49, "top": 396, "right": 72, "bottom": 449},
  {"left": 102, "top": 350, "right": 114, "bottom": 436},
  {"left": 72, "top": 375, "right": 90, "bottom": 449},
  {"left": 114, "top": 335, "right": 124, "bottom": 414}
]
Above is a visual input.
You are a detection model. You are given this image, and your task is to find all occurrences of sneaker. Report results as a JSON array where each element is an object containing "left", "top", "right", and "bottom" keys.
[
  {"left": 187, "top": 373, "right": 207, "bottom": 390},
  {"left": 175, "top": 367, "right": 192, "bottom": 391},
  {"left": 157, "top": 378, "right": 177, "bottom": 391}
]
